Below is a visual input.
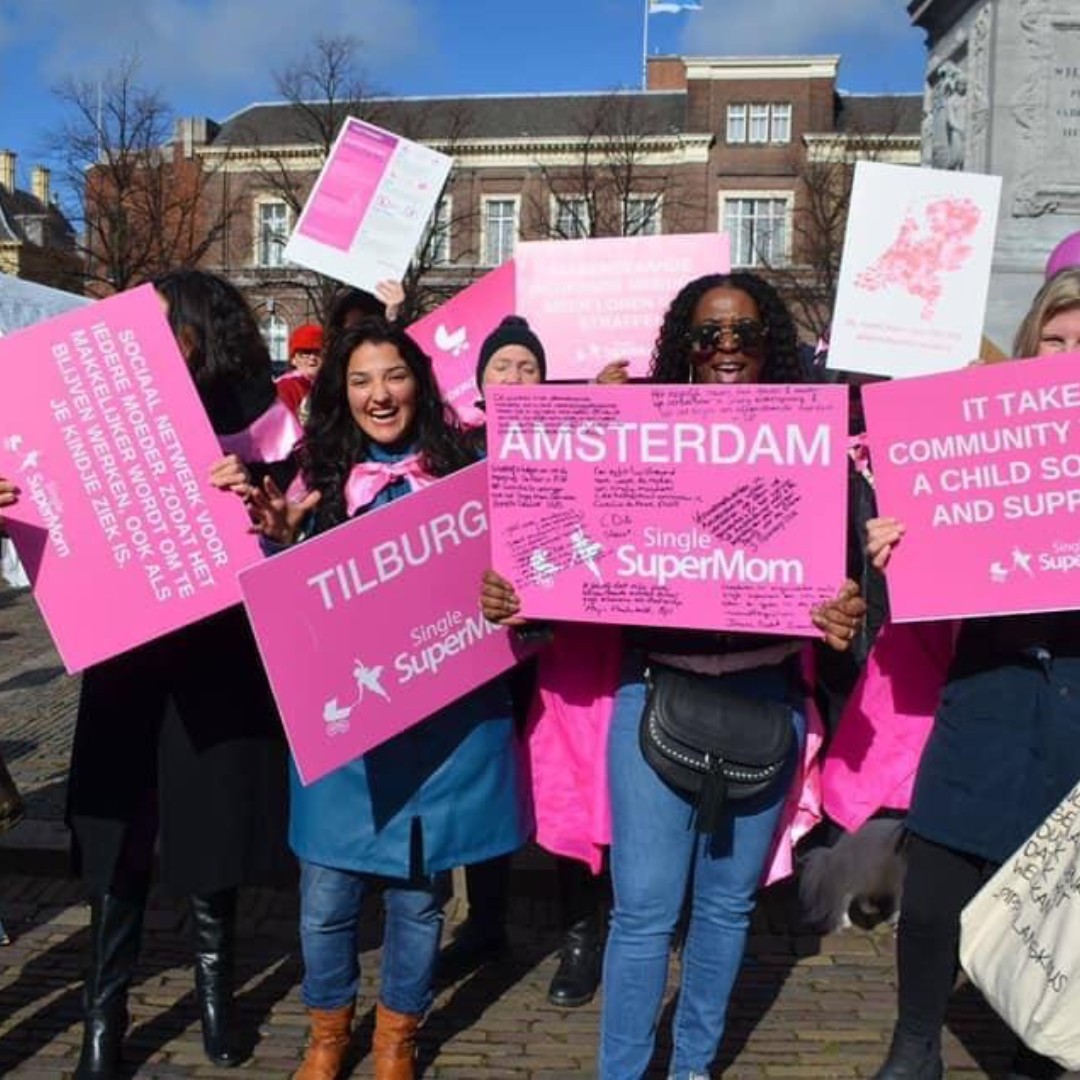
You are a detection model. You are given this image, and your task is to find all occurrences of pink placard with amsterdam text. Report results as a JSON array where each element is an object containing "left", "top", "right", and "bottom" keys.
[
  {"left": 486, "top": 383, "right": 849, "bottom": 636},
  {"left": 515, "top": 233, "right": 730, "bottom": 380},
  {"left": 863, "top": 353, "right": 1080, "bottom": 621},
  {"left": 239, "top": 463, "right": 534, "bottom": 785},
  {"left": 0, "top": 286, "right": 263, "bottom": 672}
]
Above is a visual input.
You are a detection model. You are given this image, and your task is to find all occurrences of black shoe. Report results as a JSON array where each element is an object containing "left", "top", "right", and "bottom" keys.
[
  {"left": 1007, "top": 1043, "right": 1065, "bottom": 1080},
  {"left": 871, "top": 1028, "right": 943, "bottom": 1080},
  {"left": 436, "top": 917, "right": 509, "bottom": 984},
  {"left": 547, "top": 917, "right": 602, "bottom": 1008},
  {"left": 191, "top": 889, "right": 241, "bottom": 1068},
  {"left": 75, "top": 893, "right": 144, "bottom": 1080}
]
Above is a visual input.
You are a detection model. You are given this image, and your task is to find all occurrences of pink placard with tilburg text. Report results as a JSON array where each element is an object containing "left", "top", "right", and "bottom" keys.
[
  {"left": 486, "top": 383, "right": 849, "bottom": 636},
  {"left": 863, "top": 352, "right": 1080, "bottom": 621},
  {"left": 0, "top": 286, "right": 264, "bottom": 672},
  {"left": 515, "top": 233, "right": 730, "bottom": 381},
  {"left": 238, "top": 463, "right": 534, "bottom": 785}
]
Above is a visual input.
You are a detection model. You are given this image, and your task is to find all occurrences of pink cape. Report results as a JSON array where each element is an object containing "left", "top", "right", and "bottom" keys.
[
  {"left": 525, "top": 628, "right": 825, "bottom": 885},
  {"left": 821, "top": 621, "right": 956, "bottom": 832}
]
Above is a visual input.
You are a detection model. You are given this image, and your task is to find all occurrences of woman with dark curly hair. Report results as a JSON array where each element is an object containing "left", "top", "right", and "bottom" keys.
[
  {"left": 482, "top": 271, "right": 863, "bottom": 1079},
  {"left": 65, "top": 270, "right": 299, "bottom": 1079},
  {"left": 248, "top": 318, "right": 530, "bottom": 1080}
]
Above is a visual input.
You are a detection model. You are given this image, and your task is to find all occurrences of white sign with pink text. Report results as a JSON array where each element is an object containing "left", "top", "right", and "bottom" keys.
[
  {"left": 486, "top": 383, "right": 849, "bottom": 636},
  {"left": 828, "top": 161, "right": 1002, "bottom": 379},
  {"left": 0, "top": 286, "right": 264, "bottom": 673},
  {"left": 239, "top": 463, "right": 534, "bottom": 785},
  {"left": 515, "top": 233, "right": 731, "bottom": 380},
  {"left": 283, "top": 117, "right": 452, "bottom": 294},
  {"left": 864, "top": 352, "right": 1080, "bottom": 621}
]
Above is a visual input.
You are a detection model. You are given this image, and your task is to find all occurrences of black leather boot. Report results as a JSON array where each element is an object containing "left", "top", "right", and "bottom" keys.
[
  {"left": 191, "top": 888, "right": 240, "bottom": 1068},
  {"left": 871, "top": 1027, "right": 943, "bottom": 1080},
  {"left": 75, "top": 892, "right": 144, "bottom": 1080},
  {"left": 547, "top": 914, "right": 603, "bottom": 1008}
]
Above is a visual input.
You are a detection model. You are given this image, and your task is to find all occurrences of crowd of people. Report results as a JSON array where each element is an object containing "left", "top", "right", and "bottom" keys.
[{"left": 0, "top": 237, "right": 1079, "bottom": 1080}]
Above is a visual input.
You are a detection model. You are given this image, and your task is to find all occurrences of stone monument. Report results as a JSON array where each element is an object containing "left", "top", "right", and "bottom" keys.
[{"left": 909, "top": 0, "right": 1080, "bottom": 349}]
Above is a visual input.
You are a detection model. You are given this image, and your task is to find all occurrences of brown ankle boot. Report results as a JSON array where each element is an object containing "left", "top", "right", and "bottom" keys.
[
  {"left": 293, "top": 1003, "right": 355, "bottom": 1080},
  {"left": 372, "top": 1002, "right": 420, "bottom": 1080}
]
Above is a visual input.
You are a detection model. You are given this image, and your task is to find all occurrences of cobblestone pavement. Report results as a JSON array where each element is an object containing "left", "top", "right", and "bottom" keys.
[{"left": 0, "top": 586, "right": 1050, "bottom": 1078}]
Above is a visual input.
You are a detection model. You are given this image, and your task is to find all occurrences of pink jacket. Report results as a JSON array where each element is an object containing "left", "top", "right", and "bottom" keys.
[
  {"left": 525, "top": 627, "right": 824, "bottom": 885},
  {"left": 821, "top": 620, "right": 956, "bottom": 832}
]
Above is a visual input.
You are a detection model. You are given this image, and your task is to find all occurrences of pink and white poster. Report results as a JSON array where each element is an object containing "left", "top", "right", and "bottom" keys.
[
  {"left": 829, "top": 162, "right": 1002, "bottom": 379},
  {"left": 409, "top": 262, "right": 516, "bottom": 427},
  {"left": 284, "top": 117, "right": 452, "bottom": 293},
  {"left": 515, "top": 233, "right": 730, "bottom": 380},
  {"left": 239, "top": 463, "right": 534, "bottom": 785},
  {"left": 486, "top": 383, "right": 849, "bottom": 636},
  {"left": 0, "top": 286, "right": 264, "bottom": 673},
  {"left": 864, "top": 353, "right": 1080, "bottom": 621}
]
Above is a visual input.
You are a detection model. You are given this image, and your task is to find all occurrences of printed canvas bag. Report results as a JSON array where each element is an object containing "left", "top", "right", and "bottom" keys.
[{"left": 959, "top": 780, "right": 1080, "bottom": 1070}]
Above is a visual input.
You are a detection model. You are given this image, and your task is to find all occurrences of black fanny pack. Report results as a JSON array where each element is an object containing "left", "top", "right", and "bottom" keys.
[{"left": 639, "top": 663, "right": 794, "bottom": 834}]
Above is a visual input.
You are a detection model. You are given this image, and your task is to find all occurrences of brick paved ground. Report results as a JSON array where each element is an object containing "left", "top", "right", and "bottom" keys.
[{"left": 0, "top": 586, "right": 1057, "bottom": 1078}]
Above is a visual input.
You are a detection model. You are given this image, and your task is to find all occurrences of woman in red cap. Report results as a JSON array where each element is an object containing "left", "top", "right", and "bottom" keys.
[{"left": 277, "top": 323, "right": 325, "bottom": 424}]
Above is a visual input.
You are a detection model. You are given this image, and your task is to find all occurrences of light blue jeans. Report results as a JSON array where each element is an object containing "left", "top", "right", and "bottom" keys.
[
  {"left": 599, "top": 657, "right": 805, "bottom": 1080},
  {"left": 299, "top": 860, "right": 450, "bottom": 1015}
]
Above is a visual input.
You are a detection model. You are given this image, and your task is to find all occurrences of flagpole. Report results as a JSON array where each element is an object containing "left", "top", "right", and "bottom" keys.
[{"left": 642, "top": 0, "right": 649, "bottom": 90}]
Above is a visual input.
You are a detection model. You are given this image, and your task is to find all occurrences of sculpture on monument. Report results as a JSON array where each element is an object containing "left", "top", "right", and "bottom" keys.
[{"left": 929, "top": 59, "right": 968, "bottom": 170}]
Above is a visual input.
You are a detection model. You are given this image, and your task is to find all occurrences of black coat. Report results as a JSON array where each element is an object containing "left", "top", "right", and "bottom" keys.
[
  {"left": 66, "top": 371, "right": 293, "bottom": 897},
  {"left": 66, "top": 604, "right": 291, "bottom": 895}
]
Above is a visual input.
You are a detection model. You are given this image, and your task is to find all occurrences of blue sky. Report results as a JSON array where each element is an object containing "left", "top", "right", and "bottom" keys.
[{"left": 0, "top": 0, "right": 926, "bottom": 186}]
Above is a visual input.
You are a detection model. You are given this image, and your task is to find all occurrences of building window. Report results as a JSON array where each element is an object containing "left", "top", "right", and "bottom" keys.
[
  {"left": 424, "top": 196, "right": 452, "bottom": 266},
  {"left": 726, "top": 104, "right": 747, "bottom": 144},
  {"left": 256, "top": 201, "right": 289, "bottom": 267},
  {"left": 552, "top": 196, "right": 590, "bottom": 239},
  {"left": 770, "top": 103, "right": 792, "bottom": 144},
  {"left": 624, "top": 195, "right": 662, "bottom": 236},
  {"left": 483, "top": 197, "right": 518, "bottom": 265},
  {"left": 722, "top": 195, "right": 791, "bottom": 267},
  {"left": 727, "top": 103, "right": 793, "bottom": 146},
  {"left": 263, "top": 314, "right": 288, "bottom": 365},
  {"left": 748, "top": 104, "right": 770, "bottom": 144}
]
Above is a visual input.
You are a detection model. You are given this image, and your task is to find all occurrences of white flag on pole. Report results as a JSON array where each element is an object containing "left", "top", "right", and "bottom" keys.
[{"left": 648, "top": 1, "right": 702, "bottom": 12}]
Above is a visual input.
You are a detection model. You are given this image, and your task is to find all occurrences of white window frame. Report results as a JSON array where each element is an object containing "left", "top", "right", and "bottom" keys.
[
  {"left": 726, "top": 104, "right": 747, "bottom": 144},
  {"left": 263, "top": 313, "right": 288, "bottom": 364},
  {"left": 720, "top": 190, "right": 794, "bottom": 268},
  {"left": 770, "top": 103, "right": 792, "bottom": 144},
  {"left": 623, "top": 194, "right": 663, "bottom": 236},
  {"left": 550, "top": 194, "right": 591, "bottom": 239},
  {"left": 748, "top": 104, "right": 771, "bottom": 144},
  {"left": 481, "top": 195, "right": 520, "bottom": 266},
  {"left": 254, "top": 197, "right": 290, "bottom": 268},
  {"left": 425, "top": 195, "right": 452, "bottom": 266}
]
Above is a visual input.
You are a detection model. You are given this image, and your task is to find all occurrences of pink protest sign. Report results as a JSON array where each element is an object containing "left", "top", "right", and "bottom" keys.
[
  {"left": 409, "top": 262, "right": 516, "bottom": 427},
  {"left": 863, "top": 352, "right": 1080, "bottom": 621},
  {"left": 515, "top": 233, "right": 731, "bottom": 380},
  {"left": 0, "top": 286, "right": 263, "bottom": 672},
  {"left": 238, "top": 463, "right": 533, "bottom": 785},
  {"left": 284, "top": 116, "right": 453, "bottom": 293},
  {"left": 829, "top": 162, "right": 1002, "bottom": 379},
  {"left": 486, "top": 383, "right": 849, "bottom": 636}
]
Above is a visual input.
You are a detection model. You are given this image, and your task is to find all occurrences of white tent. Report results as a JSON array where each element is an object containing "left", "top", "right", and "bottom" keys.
[
  {"left": 0, "top": 271, "right": 88, "bottom": 336},
  {"left": 0, "top": 273, "right": 88, "bottom": 585}
]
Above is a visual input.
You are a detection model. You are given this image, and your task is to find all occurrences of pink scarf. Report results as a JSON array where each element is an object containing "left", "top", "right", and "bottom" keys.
[
  {"left": 343, "top": 454, "right": 434, "bottom": 515},
  {"left": 218, "top": 398, "right": 302, "bottom": 464}
]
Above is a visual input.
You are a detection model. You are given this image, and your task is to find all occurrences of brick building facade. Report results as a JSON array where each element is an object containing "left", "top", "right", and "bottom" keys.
[{"left": 166, "top": 55, "right": 921, "bottom": 357}]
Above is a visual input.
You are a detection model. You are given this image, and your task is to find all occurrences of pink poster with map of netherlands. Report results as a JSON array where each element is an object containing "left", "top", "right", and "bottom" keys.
[
  {"left": 486, "top": 383, "right": 849, "bottom": 637},
  {"left": 0, "top": 286, "right": 264, "bottom": 673},
  {"left": 828, "top": 162, "right": 1002, "bottom": 379}
]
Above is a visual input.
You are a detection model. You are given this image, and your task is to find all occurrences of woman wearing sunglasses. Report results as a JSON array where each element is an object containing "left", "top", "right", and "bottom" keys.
[{"left": 483, "top": 271, "right": 863, "bottom": 1079}]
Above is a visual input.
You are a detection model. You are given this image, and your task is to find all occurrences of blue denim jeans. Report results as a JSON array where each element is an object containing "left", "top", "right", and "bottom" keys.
[
  {"left": 599, "top": 657, "right": 805, "bottom": 1080},
  {"left": 299, "top": 859, "right": 450, "bottom": 1015}
]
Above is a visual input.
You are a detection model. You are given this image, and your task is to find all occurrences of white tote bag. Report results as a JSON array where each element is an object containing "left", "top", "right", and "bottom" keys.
[{"left": 960, "top": 779, "right": 1080, "bottom": 1070}]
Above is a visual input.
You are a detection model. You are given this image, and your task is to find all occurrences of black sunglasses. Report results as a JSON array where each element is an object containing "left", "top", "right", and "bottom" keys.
[{"left": 686, "top": 319, "right": 768, "bottom": 355}]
